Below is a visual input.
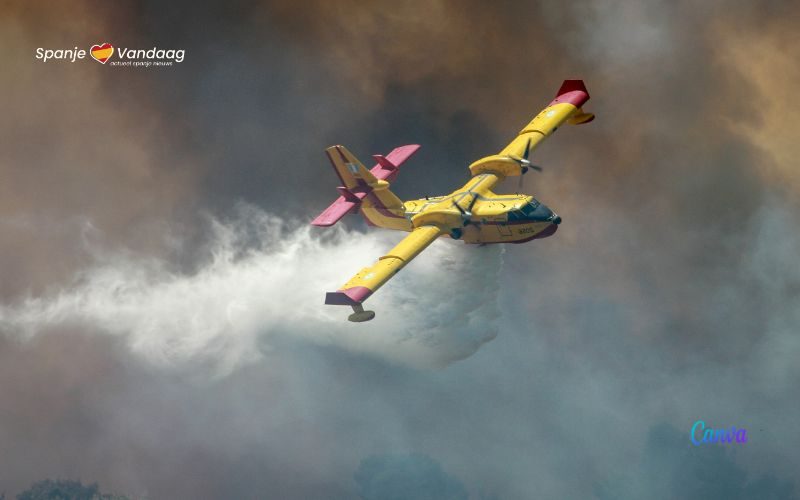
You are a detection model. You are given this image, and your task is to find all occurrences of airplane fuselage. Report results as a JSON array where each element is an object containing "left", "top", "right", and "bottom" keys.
[{"left": 360, "top": 172, "right": 561, "bottom": 244}]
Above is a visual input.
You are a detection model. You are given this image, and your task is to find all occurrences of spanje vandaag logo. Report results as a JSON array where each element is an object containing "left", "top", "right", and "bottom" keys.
[{"left": 35, "top": 42, "right": 184, "bottom": 67}]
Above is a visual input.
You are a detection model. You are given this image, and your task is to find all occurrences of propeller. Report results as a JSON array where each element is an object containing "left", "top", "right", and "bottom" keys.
[
  {"left": 509, "top": 138, "right": 543, "bottom": 193},
  {"left": 452, "top": 193, "right": 479, "bottom": 224}
]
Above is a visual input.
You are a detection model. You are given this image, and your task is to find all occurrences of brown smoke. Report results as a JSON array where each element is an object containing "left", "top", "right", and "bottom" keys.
[{"left": 0, "top": 1, "right": 200, "bottom": 298}]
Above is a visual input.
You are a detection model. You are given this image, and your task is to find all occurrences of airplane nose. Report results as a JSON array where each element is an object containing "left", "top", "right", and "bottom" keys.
[
  {"left": 528, "top": 203, "right": 555, "bottom": 222},
  {"left": 551, "top": 215, "right": 562, "bottom": 225}
]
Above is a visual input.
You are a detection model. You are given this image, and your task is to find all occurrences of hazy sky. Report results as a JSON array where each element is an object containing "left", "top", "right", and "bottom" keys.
[{"left": 1, "top": 1, "right": 799, "bottom": 498}]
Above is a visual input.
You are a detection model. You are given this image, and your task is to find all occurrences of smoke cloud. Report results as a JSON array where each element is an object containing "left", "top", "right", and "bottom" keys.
[
  {"left": 1, "top": 205, "right": 501, "bottom": 374},
  {"left": 2, "top": 0, "right": 800, "bottom": 498}
]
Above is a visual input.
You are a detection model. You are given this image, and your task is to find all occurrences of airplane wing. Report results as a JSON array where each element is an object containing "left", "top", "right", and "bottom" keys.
[
  {"left": 468, "top": 80, "right": 593, "bottom": 179},
  {"left": 325, "top": 225, "right": 443, "bottom": 308},
  {"left": 499, "top": 79, "right": 592, "bottom": 160}
]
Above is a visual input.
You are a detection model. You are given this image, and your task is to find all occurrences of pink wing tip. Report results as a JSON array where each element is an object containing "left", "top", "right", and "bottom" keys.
[
  {"left": 556, "top": 80, "right": 589, "bottom": 97},
  {"left": 550, "top": 80, "right": 590, "bottom": 107},
  {"left": 311, "top": 218, "right": 335, "bottom": 227},
  {"left": 325, "top": 287, "right": 373, "bottom": 306}
]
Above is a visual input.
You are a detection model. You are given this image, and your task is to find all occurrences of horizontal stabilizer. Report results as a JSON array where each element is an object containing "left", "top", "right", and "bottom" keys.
[
  {"left": 312, "top": 144, "right": 420, "bottom": 227},
  {"left": 370, "top": 144, "right": 420, "bottom": 183},
  {"left": 312, "top": 188, "right": 369, "bottom": 226},
  {"left": 311, "top": 198, "right": 359, "bottom": 227}
]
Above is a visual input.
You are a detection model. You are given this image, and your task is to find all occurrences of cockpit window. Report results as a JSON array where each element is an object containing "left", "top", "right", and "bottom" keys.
[
  {"left": 519, "top": 200, "right": 540, "bottom": 217},
  {"left": 507, "top": 200, "right": 541, "bottom": 221}
]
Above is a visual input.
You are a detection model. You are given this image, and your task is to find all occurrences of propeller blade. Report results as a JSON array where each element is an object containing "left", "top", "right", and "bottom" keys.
[
  {"left": 510, "top": 138, "right": 533, "bottom": 176},
  {"left": 522, "top": 137, "right": 532, "bottom": 161},
  {"left": 466, "top": 192, "right": 479, "bottom": 212},
  {"left": 453, "top": 199, "right": 472, "bottom": 218}
]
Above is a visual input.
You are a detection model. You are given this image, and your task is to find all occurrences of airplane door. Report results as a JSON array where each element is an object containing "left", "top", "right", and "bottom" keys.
[{"left": 497, "top": 223, "right": 513, "bottom": 237}]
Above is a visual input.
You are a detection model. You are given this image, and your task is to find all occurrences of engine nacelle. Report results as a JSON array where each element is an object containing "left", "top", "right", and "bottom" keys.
[{"left": 468, "top": 155, "right": 524, "bottom": 178}]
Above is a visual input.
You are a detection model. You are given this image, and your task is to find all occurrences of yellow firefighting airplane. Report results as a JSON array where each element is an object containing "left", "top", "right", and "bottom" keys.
[{"left": 312, "top": 80, "right": 594, "bottom": 321}]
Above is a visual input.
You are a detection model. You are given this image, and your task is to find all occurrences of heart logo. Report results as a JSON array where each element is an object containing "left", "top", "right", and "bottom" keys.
[{"left": 90, "top": 43, "right": 114, "bottom": 64}]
